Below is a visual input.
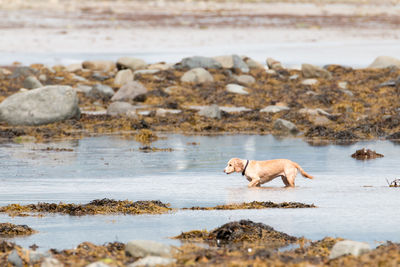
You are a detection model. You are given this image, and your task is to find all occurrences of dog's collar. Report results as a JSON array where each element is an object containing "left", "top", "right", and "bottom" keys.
[{"left": 242, "top": 160, "right": 249, "bottom": 176}]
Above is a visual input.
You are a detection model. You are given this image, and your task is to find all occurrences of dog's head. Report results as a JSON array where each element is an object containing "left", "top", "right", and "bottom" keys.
[{"left": 223, "top": 158, "right": 244, "bottom": 174}]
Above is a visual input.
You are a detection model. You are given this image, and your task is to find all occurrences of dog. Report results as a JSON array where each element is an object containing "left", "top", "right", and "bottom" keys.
[{"left": 223, "top": 158, "right": 313, "bottom": 187}]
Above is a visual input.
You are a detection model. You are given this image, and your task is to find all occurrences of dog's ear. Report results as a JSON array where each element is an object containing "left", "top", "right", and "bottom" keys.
[{"left": 234, "top": 159, "right": 244, "bottom": 172}]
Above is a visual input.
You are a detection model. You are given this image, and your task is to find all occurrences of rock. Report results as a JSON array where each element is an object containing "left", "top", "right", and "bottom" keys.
[
  {"left": 66, "top": 63, "right": 82, "bottom": 72},
  {"left": 41, "top": 257, "right": 64, "bottom": 267},
  {"left": 198, "top": 104, "right": 221, "bottom": 119},
  {"left": 117, "top": 57, "right": 147, "bottom": 71},
  {"left": 329, "top": 240, "right": 371, "bottom": 259},
  {"left": 75, "top": 84, "right": 92, "bottom": 94},
  {"left": 107, "top": 101, "right": 137, "bottom": 116},
  {"left": 299, "top": 108, "right": 331, "bottom": 117},
  {"left": 86, "top": 84, "right": 114, "bottom": 100},
  {"left": 0, "top": 67, "right": 12, "bottom": 76},
  {"left": 260, "top": 105, "right": 290, "bottom": 113},
  {"left": 219, "top": 106, "right": 251, "bottom": 113},
  {"left": 39, "top": 74, "right": 47, "bottom": 81},
  {"left": 351, "top": 148, "right": 384, "bottom": 160},
  {"left": 71, "top": 74, "right": 87, "bottom": 82},
  {"left": 155, "top": 108, "right": 182, "bottom": 116},
  {"left": 243, "top": 57, "right": 264, "bottom": 69},
  {"left": 265, "top": 69, "right": 277, "bottom": 75},
  {"left": 0, "top": 85, "right": 80, "bottom": 126},
  {"left": 148, "top": 63, "right": 172, "bottom": 70},
  {"left": 226, "top": 84, "right": 248, "bottom": 95},
  {"left": 129, "top": 256, "right": 176, "bottom": 267},
  {"left": 23, "top": 76, "right": 43, "bottom": 89},
  {"left": 311, "top": 116, "right": 331, "bottom": 125},
  {"left": 341, "top": 89, "right": 354, "bottom": 97},
  {"left": 125, "top": 240, "right": 172, "bottom": 258},
  {"left": 289, "top": 74, "right": 299, "bottom": 80},
  {"left": 266, "top": 58, "right": 283, "bottom": 70},
  {"left": 273, "top": 119, "right": 298, "bottom": 134},
  {"left": 82, "top": 60, "right": 115, "bottom": 71},
  {"left": 111, "top": 81, "right": 147, "bottom": 102},
  {"left": 164, "top": 86, "right": 180, "bottom": 94},
  {"left": 133, "top": 69, "right": 160, "bottom": 78},
  {"left": 302, "top": 63, "right": 332, "bottom": 79},
  {"left": 85, "top": 262, "right": 111, "bottom": 267},
  {"left": 301, "top": 79, "right": 318, "bottom": 86},
  {"left": 213, "top": 55, "right": 249, "bottom": 72},
  {"left": 235, "top": 74, "right": 255, "bottom": 85},
  {"left": 8, "top": 250, "right": 23, "bottom": 267},
  {"left": 181, "top": 68, "right": 214, "bottom": 83},
  {"left": 114, "top": 69, "right": 133, "bottom": 86},
  {"left": 92, "top": 72, "right": 111, "bottom": 81},
  {"left": 368, "top": 56, "right": 400, "bottom": 69},
  {"left": 176, "top": 56, "right": 221, "bottom": 70}
]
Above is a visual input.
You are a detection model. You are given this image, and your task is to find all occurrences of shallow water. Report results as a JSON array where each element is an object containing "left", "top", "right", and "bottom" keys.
[{"left": 1, "top": 134, "right": 400, "bottom": 250}]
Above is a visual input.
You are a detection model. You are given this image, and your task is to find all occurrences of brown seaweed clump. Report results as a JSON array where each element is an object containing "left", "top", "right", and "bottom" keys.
[
  {"left": 351, "top": 148, "right": 384, "bottom": 160},
  {"left": 139, "top": 146, "right": 173, "bottom": 152},
  {"left": 0, "top": 199, "right": 171, "bottom": 216},
  {"left": 174, "top": 220, "right": 300, "bottom": 248},
  {"left": 185, "top": 201, "right": 316, "bottom": 210},
  {"left": 0, "top": 223, "right": 36, "bottom": 237}
]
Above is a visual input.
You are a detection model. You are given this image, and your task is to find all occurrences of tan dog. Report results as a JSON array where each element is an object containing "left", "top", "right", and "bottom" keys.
[{"left": 223, "top": 158, "right": 313, "bottom": 187}]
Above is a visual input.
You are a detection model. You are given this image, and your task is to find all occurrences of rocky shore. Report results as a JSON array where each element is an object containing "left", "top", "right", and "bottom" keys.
[{"left": 0, "top": 55, "right": 400, "bottom": 144}]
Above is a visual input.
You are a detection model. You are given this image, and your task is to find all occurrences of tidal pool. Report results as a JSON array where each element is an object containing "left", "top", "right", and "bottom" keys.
[{"left": 0, "top": 134, "right": 399, "bottom": 250}]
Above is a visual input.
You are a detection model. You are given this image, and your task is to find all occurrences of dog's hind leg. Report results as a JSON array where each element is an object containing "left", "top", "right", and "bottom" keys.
[{"left": 281, "top": 176, "right": 291, "bottom": 187}]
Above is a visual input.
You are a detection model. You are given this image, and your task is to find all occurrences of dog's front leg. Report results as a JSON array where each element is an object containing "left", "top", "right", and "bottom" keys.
[{"left": 248, "top": 177, "right": 261, "bottom": 187}]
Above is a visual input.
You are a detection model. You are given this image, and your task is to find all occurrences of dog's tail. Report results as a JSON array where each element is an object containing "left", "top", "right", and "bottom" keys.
[{"left": 293, "top": 162, "right": 313, "bottom": 179}]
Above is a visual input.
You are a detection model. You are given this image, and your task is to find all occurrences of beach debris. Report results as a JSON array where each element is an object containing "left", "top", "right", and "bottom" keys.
[{"left": 351, "top": 148, "right": 384, "bottom": 160}]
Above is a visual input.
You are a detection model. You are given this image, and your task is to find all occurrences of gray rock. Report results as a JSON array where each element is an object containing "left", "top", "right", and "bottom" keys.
[
  {"left": 341, "top": 89, "right": 354, "bottom": 97},
  {"left": 198, "top": 104, "right": 221, "bottom": 119},
  {"left": 338, "top": 81, "right": 348, "bottom": 90},
  {"left": 129, "top": 256, "right": 176, "bottom": 267},
  {"left": 273, "top": 119, "right": 298, "bottom": 134},
  {"left": 266, "top": 58, "right": 283, "bottom": 70},
  {"left": 114, "top": 69, "right": 133, "bottom": 86},
  {"left": 107, "top": 101, "right": 136, "bottom": 116},
  {"left": 82, "top": 60, "right": 115, "bottom": 71},
  {"left": 235, "top": 74, "right": 255, "bottom": 85},
  {"left": 41, "top": 257, "right": 64, "bottom": 267},
  {"left": 87, "top": 84, "right": 114, "bottom": 100},
  {"left": 0, "top": 85, "right": 80, "bottom": 126},
  {"left": 125, "top": 240, "right": 172, "bottom": 258},
  {"left": 226, "top": 84, "right": 248, "bottom": 95},
  {"left": 289, "top": 74, "right": 299, "bottom": 80},
  {"left": 8, "top": 250, "right": 23, "bottom": 267},
  {"left": 177, "top": 56, "right": 221, "bottom": 70},
  {"left": 219, "top": 106, "right": 251, "bottom": 113},
  {"left": 213, "top": 55, "right": 249, "bottom": 72},
  {"left": 117, "top": 57, "right": 147, "bottom": 71},
  {"left": 299, "top": 108, "right": 331, "bottom": 117},
  {"left": 85, "top": 262, "right": 111, "bottom": 267},
  {"left": 75, "top": 84, "right": 92, "bottom": 94},
  {"left": 23, "top": 76, "right": 43, "bottom": 89},
  {"left": 260, "top": 105, "right": 290, "bottom": 113},
  {"left": 301, "top": 79, "right": 318, "bottom": 86},
  {"left": 302, "top": 63, "right": 332, "bottom": 79},
  {"left": 329, "top": 240, "right": 371, "bottom": 259},
  {"left": 181, "top": 68, "right": 214, "bottom": 83},
  {"left": 148, "top": 63, "right": 172, "bottom": 70},
  {"left": 39, "top": 74, "right": 47, "bottom": 81},
  {"left": 71, "top": 74, "right": 87, "bottom": 82},
  {"left": 111, "top": 81, "right": 147, "bottom": 102},
  {"left": 92, "top": 72, "right": 111, "bottom": 81},
  {"left": 311, "top": 116, "right": 331, "bottom": 125},
  {"left": 368, "top": 56, "right": 400, "bottom": 69}
]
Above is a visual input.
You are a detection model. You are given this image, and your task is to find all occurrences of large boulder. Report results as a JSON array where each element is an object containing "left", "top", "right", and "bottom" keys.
[
  {"left": 175, "top": 56, "right": 221, "bottom": 70},
  {"left": 181, "top": 68, "right": 214, "bottom": 83},
  {"left": 329, "top": 240, "right": 371, "bottom": 259},
  {"left": 82, "top": 60, "right": 115, "bottom": 72},
  {"left": 273, "top": 119, "right": 298, "bottom": 134},
  {"left": 213, "top": 55, "right": 249, "bottom": 73},
  {"left": 368, "top": 56, "right": 400, "bottom": 69},
  {"left": 0, "top": 85, "right": 80, "bottom": 126},
  {"left": 125, "top": 240, "right": 172, "bottom": 258},
  {"left": 117, "top": 57, "right": 147, "bottom": 71},
  {"left": 111, "top": 81, "right": 147, "bottom": 102}
]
